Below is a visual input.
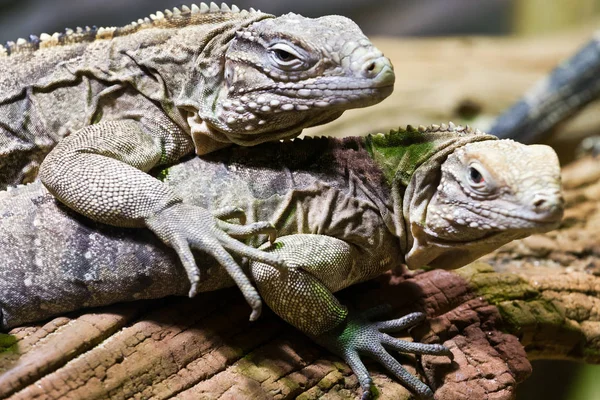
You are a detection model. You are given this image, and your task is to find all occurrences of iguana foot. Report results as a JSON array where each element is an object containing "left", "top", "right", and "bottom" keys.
[
  {"left": 311, "top": 306, "right": 452, "bottom": 399},
  {"left": 146, "top": 203, "right": 286, "bottom": 320}
]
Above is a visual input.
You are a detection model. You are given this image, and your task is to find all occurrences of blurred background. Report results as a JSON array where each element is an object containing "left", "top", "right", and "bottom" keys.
[
  {"left": 0, "top": 0, "right": 512, "bottom": 39},
  {"left": 1, "top": 1, "right": 599, "bottom": 399},
  {"left": 1, "top": 0, "right": 600, "bottom": 39}
]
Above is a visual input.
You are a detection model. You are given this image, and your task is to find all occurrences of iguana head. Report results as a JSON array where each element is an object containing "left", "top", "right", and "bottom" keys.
[
  {"left": 403, "top": 134, "right": 563, "bottom": 270},
  {"left": 182, "top": 11, "right": 394, "bottom": 153}
]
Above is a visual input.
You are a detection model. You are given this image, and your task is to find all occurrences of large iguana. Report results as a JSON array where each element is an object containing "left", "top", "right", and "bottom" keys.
[
  {"left": 0, "top": 124, "right": 563, "bottom": 398},
  {"left": 0, "top": 3, "right": 395, "bottom": 309}
]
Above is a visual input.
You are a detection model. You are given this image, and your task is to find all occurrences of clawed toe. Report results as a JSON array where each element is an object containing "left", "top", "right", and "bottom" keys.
[
  {"left": 313, "top": 308, "right": 451, "bottom": 399},
  {"left": 220, "top": 220, "right": 278, "bottom": 243},
  {"left": 213, "top": 206, "right": 247, "bottom": 224}
]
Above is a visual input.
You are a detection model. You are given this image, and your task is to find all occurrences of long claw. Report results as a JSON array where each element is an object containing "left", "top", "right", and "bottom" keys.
[
  {"left": 381, "top": 335, "right": 450, "bottom": 357},
  {"left": 170, "top": 239, "right": 203, "bottom": 296},
  {"left": 374, "top": 350, "right": 434, "bottom": 399},
  {"left": 374, "top": 311, "right": 426, "bottom": 332},
  {"left": 249, "top": 305, "right": 262, "bottom": 321},
  {"left": 213, "top": 206, "right": 247, "bottom": 224},
  {"left": 188, "top": 282, "right": 198, "bottom": 298},
  {"left": 313, "top": 308, "right": 450, "bottom": 399},
  {"left": 200, "top": 242, "right": 263, "bottom": 317},
  {"left": 344, "top": 350, "right": 373, "bottom": 397}
]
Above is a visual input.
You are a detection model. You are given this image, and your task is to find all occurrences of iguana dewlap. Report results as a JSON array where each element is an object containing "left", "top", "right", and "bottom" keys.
[
  {"left": 0, "top": 3, "right": 395, "bottom": 305},
  {"left": 0, "top": 124, "right": 563, "bottom": 398}
]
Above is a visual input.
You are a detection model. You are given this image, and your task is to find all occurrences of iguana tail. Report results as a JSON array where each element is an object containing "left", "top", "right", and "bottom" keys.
[{"left": 490, "top": 33, "right": 600, "bottom": 143}]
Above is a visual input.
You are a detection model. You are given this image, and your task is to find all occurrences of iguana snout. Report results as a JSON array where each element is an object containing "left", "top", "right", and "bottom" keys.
[{"left": 426, "top": 139, "right": 563, "bottom": 242}]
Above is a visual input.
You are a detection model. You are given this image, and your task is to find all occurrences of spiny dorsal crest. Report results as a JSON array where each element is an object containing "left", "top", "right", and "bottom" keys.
[
  {"left": 371, "top": 122, "right": 484, "bottom": 141},
  {"left": 367, "top": 122, "right": 493, "bottom": 185},
  {"left": 0, "top": 3, "right": 262, "bottom": 57}
]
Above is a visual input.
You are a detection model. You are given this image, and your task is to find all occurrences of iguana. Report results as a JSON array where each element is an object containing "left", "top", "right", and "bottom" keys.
[
  {"left": 0, "top": 124, "right": 564, "bottom": 398},
  {"left": 0, "top": 3, "right": 395, "bottom": 309}
]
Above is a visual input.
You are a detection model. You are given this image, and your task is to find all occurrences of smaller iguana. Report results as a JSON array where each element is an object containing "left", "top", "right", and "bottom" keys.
[
  {"left": 0, "top": 124, "right": 563, "bottom": 398},
  {"left": 0, "top": 3, "right": 395, "bottom": 310}
]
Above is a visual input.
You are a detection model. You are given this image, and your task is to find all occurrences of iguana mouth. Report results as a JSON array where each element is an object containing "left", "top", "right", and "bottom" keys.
[
  {"left": 233, "top": 85, "right": 395, "bottom": 111},
  {"left": 237, "top": 82, "right": 394, "bottom": 97},
  {"left": 450, "top": 199, "right": 564, "bottom": 228},
  {"left": 203, "top": 83, "right": 393, "bottom": 138},
  {"left": 278, "top": 87, "right": 394, "bottom": 107}
]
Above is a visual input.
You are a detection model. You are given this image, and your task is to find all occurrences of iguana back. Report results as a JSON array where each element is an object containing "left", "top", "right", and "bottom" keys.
[
  {"left": 0, "top": 3, "right": 395, "bottom": 186},
  {"left": 0, "top": 5, "right": 269, "bottom": 185}
]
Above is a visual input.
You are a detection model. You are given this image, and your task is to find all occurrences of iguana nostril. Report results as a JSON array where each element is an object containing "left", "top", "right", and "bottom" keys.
[
  {"left": 361, "top": 56, "right": 395, "bottom": 85},
  {"left": 533, "top": 197, "right": 547, "bottom": 209},
  {"left": 531, "top": 192, "right": 564, "bottom": 221},
  {"left": 362, "top": 57, "right": 384, "bottom": 76},
  {"left": 532, "top": 191, "right": 562, "bottom": 208}
]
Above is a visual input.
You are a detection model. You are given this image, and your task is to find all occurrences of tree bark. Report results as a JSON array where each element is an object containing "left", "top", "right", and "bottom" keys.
[{"left": 2, "top": 33, "right": 600, "bottom": 400}]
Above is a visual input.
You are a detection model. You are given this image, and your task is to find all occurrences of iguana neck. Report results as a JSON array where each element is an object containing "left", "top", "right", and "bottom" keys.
[
  {"left": 365, "top": 127, "right": 450, "bottom": 187},
  {"left": 365, "top": 124, "right": 498, "bottom": 256},
  {"left": 129, "top": 12, "right": 272, "bottom": 128}
]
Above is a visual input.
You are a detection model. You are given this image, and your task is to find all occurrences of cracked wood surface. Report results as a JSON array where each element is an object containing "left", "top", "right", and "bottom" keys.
[{"left": 0, "top": 154, "right": 599, "bottom": 399}]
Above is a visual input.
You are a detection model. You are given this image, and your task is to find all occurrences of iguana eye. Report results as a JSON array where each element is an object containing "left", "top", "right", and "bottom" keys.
[
  {"left": 469, "top": 166, "right": 484, "bottom": 184},
  {"left": 466, "top": 163, "right": 489, "bottom": 192},
  {"left": 274, "top": 48, "right": 295, "bottom": 62},
  {"left": 269, "top": 43, "right": 304, "bottom": 69}
]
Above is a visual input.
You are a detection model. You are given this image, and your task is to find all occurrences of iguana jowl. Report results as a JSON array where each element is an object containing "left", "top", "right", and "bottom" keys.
[
  {"left": 0, "top": 124, "right": 563, "bottom": 398},
  {"left": 0, "top": 3, "right": 395, "bottom": 311}
]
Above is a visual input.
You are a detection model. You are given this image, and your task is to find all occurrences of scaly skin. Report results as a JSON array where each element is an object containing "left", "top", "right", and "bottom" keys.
[
  {"left": 0, "top": 3, "right": 394, "bottom": 183},
  {"left": 0, "top": 124, "right": 563, "bottom": 398},
  {"left": 0, "top": 3, "right": 395, "bottom": 307}
]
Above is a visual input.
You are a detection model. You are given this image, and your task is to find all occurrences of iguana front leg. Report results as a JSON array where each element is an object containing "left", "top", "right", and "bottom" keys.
[
  {"left": 250, "top": 234, "right": 451, "bottom": 399},
  {"left": 39, "top": 116, "right": 284, "bottom": 318}
]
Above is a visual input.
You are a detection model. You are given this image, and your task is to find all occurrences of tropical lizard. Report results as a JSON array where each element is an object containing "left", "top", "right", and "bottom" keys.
[
  {"left": 0, "top": 3, "right": 395, "bottom": 309},
  {"left": 0, "top": 124, "right": 563, "bottom": 398}
]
